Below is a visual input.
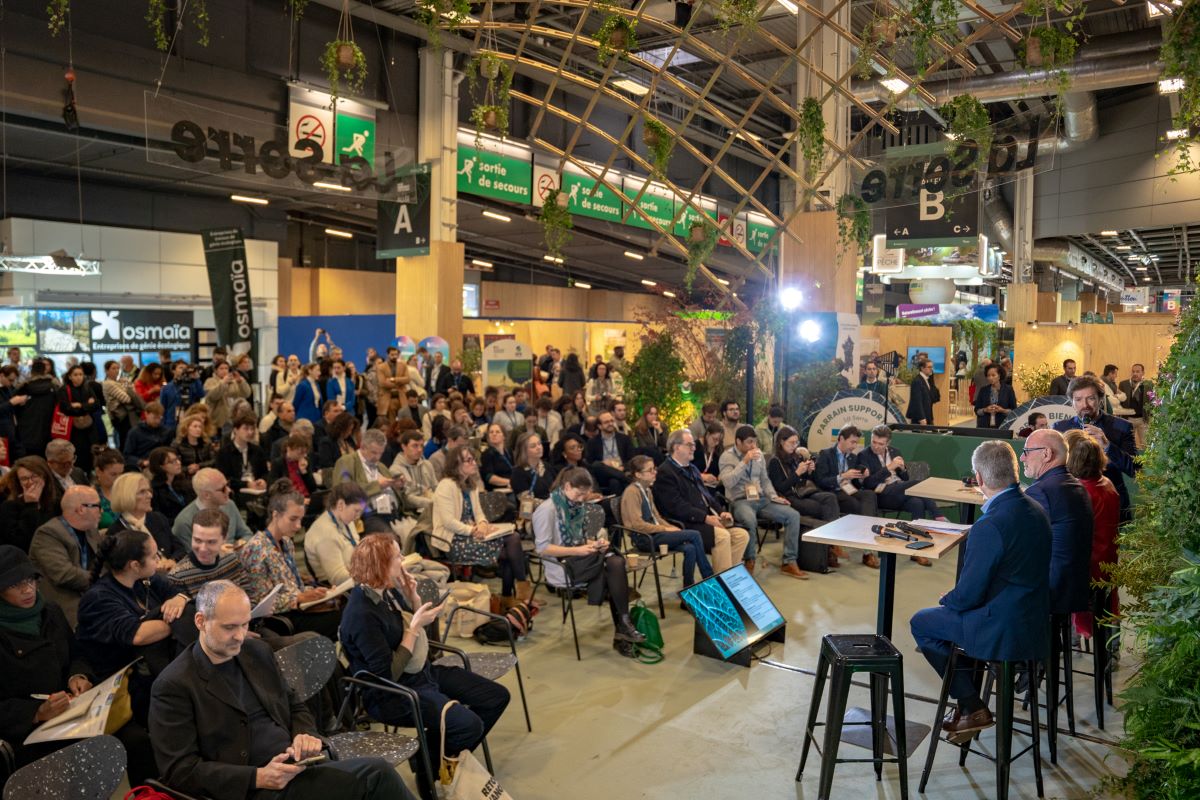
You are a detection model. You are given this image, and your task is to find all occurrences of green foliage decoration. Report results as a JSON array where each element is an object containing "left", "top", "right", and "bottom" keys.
[
  {"left": 1101, "top": 288, "right": 1200, "bottom": 799},
  {"left": 415, "top": 0, "right": 472, "bottom": 51},
  {"left": 951, "top": 318, "right": 998, "bottom": 376},
  {"left": 146, "top": 0, "right": 208, "bottom": 50},
  {"left": 596, "top": 14, "right": 638, "bottom": 65},
  {"left": 940, "top": 94, "right": 992, "bottom": 179},
  {"left": 835, "top": 194, "right": 871, "bottom": 260},
  {"left": 320, "top": 40, "right": 368, "bottom": 102},
  {"left": 1020, "top": 0, "right": 1085, "bottom": 118},
  {"left": 1161, "top": 0, "right": 1200, "bottom": 176},
  {"left": 685, "top": 220, "right": 718, "bottom": 292},
  {"left": 1014, "top": 360, "right": 1056, "bottom": 398},
  {"left": 643, "top": 115, "right": 675, "bottom": 179},
  {"left": 624, "top": 330, "right": 691, "bottom": 425},
  {"left": 797, "top": 97, "right": 826, "bottom": 187},
  {"left": 540, "top": 189, "right": 574, "bottom": 260},
  {"left": 715, "top": 0, "right": 760, "bottom": 34},
  {"left": 467, "top": 53, "right": 515, "bottom": 145},
  {"left": 47, "top": 0, "right": 70, "bottom": 36}
]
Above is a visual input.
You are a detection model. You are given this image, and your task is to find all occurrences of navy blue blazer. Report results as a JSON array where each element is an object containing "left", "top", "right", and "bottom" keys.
[
  {"left": 813, "top": 446, "right": 862, "bottom": 492},
  {"left": 1024, "top": 465, "right": 1095, "bottom": 614},
  {"left": 973, "top": 383, "right": 1018, "bottom": 429},
  {"left": 1052, "top": 413, "right": 1136, "bottom": 513},
  {"left": 940, "top": 485, "right": 1052, "bottom": 661}
]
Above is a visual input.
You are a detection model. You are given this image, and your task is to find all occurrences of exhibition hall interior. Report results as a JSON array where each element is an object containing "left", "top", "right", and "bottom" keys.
[{"left": 0, "top": 0, "right": 1198, "bottom": 798}]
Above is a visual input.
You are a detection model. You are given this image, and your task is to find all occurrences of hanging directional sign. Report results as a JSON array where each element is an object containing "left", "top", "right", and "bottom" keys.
[
  {"left": 376, "top": 164, "right": 432, "bottom": 258},
  {"left": 884, "top": 187, "right": 979, "bottom": 248}
]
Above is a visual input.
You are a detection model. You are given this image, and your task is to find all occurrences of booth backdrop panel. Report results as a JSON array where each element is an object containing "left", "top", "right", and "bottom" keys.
[
  {"left": 279, "top": 263, "right": 398, "bottom": 317},
  {"left": 464, "top": 320, "right": 645, "bottom": 371},
  {"left": 278, "top": 315, "right": 396, "bottom": 367},
  {"left": 1011, "top": 322, "right": 1173, "bottom": 402},
  {"left": 859, "top": 324, "right": 953, "bottom": 426}
]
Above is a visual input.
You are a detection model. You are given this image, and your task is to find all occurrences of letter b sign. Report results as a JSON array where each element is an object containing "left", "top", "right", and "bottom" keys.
[{"left": 919, "top": 189, "right": 945, "bottom": 221}]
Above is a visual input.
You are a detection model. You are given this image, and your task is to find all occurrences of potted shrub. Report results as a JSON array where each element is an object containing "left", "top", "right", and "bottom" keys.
[
  {"left": 643, "top": 115, "right": 675, "bottom": 178},
  {"left": 540, "top": 189, "right": 574, "bottom": 260},
  {"left": 597, "top": 14, "right": 638, "bottom": 64},
  {"left": 467, "top": 52, "right": 515, "bottom": 144}
]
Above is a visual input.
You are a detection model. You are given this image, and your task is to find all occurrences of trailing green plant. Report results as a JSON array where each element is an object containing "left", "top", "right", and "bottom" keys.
[
  {"left": 624, "top": 329, "right": 690, "bottom": 425},
  {"left": 470, "top": 104, "right": 509, "bottom": 142},
  {"left": 596, "top": 14, "right": 638, "bottom": 64},
  {"left": 835, "top": 194, "right": 871, "bottom": 260},
  {"left": 643, "top": 115, "right": 675, "bottom": 178},
  {"left": 1161, "top": 0, "right": 1200, "bottom": 176},
  {"left": 685, "top": 220, "right": 718, "bottom": 292},
  {"left": 909, "top": 0, "right": 939, "bottom": 77},
  {"left": 1102, "top": 288, "right": 1200, "bottom": 798},
  {"left": 715, "top": 0, "right": 759, "bottom": 34},
  {"left": 288, "top": 0, "right": 309, "bottom": 18},
  {"left": 1020, "top": 0, "right": 1085, "bottom": 118},
  {"left": 145, "top": 0, "right": 209, "bottom": 50},
  {"left": 467, "top": 52, "right": 515, "bottom": 144},
  {"left": 47, "top": 0, "right": 70, "bottom": 36},
  {"left": 540, "top": 189, "right": 574, "bottom": 260},
  {"left": 940, "top": 93, "right": 992, "bottom": 179},
  {"left": 415, "top": 0, "right": 472, "bottom": 51},
  {"left": 797, "top": 97, "right": 826, "bottom": 187},
  {"left": 321, "top": 39, "right": 368, "bottom": 101}
]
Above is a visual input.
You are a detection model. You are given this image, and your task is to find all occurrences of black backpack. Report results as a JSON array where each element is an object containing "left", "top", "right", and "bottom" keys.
[{"left": 473, "top": 601, "right": 535, "bottom": 646}]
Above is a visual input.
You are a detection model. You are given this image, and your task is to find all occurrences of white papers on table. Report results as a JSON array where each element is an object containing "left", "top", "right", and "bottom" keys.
[
  {"left": 25, "top": 662, "right": 136, "bottom": 745},
  {"left": 299, "top": 577, "right": 355, "bottom": 610},
  {"left": 251, "top": 583, "right": 284, "bottom": 618},
  {"left": 480, "top": 523, "right": 516, "bottom": 541},
  {"left": 913, "top": 520, "right": 971, "bottom": 535}
]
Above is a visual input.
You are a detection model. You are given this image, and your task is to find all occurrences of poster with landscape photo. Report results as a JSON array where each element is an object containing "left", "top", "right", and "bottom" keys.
[
  {"left": 0, "top": 309, "right": 37, "bottom": 358},
  {"left": 37, "top": 310, "right": 91, "bottom": 353}
]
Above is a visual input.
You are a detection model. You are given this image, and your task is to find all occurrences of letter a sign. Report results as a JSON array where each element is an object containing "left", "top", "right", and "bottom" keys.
[{"left": 376, "top": 165, "right": 432, "bottom": 258}]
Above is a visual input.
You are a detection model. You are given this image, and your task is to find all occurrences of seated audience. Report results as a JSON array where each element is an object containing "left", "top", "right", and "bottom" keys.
[
  {"left": 339, "top": 535, "right": 509, "bottom": 798},
  {"left": 390, "top": 430, "right": 438, "bottom": 519},
  {"left": 175, "top": 413, "right": 215, "bottom": 475},
  {"left": 719, "top": 425, "right": 807, "bottom": 579},
  {"left": 29, "top": 485, "right": 103, "bottom": 626},
  {"left": 533, "top": 467, "right": 646, "bottom": 656},
  {"left": 430, "top": 424, "right": 469, "bottom": 480},
  {"left": 124, "top": 401, "right": 174, "bottom": 470},
  {"left": 688, "top": 402, "right": 719, "bottom": 443},
  {"left": 46, "top": 438, "right": 88, "bottom": 492},
  {"left": 584, "top": 410, "right": 633, "bottom": 495},
  {"left": 215, "top": 412, "right": 270, "bottom": 494},
  {"left": 0, "top": 546, "right": 156, "bottom": 782},
  {"left": 909, "top": 441, "right": 1051, "bottom": 743},
  {"left": 1062, "top": 429, "right": 1121, "bottom": 638},
  {"left": 974, "top": 364, "right": 1017, "bottom": 429},
  {"left": 1017, "top": 411, "right": 1049, "bottom": 439},
  {"left": 172, "top": 467, "right": 254, "bottom": 549},
  {"left": 303, "top": 482, "right": 369, "bottom": 586},
  {"left": 149, "top": 580, "right": 412, "bottom": 800},
  {"left": 766, "top": 426, "right": 842, "bottom": 568},
  {"left": 753, "top": 405, "right": 785, "bottom": 449},
  {"left": 480, "top": 422, "right": 515, "bottom": 491},
  {"left": 317, "top": 411, "right": 360, "bottom": 470},
  {"left": 149, "top": 447, "right": 194, "bottom": 524},
  {"left": 510, "top": 431, "right": 556, "bottom": 502},
  {"left": 632, "top": 405, "right": 668, "bottom": 457},
  {"left": 859, "top": 361, "right": 888, "bottom": 396},
  {"left": 270, "top": 434, "right": 319, "bottom": 500},
  {"left": 107, "top": 472, "right": 188, "bottom": 569},
  {"left": 422, "top": 394, "right": 451, "bottom": 441},
  {"left": 654, "top": 429, "right": 749, "bottom": 573},
  {"left": 262, "top": 400, "right": 296, "bottom": 454},
  {"left": 692, "top": 422, "right": 726, "bottom": 489},
  {"left": 170, "top": 508, "right": 256, "bottom": 599},
  {"left": 133, "top": 363, "right": 163, "bottom": 405},
  {"left": 859, "top": 424, "right": 946, "bottom": 523},
  {"left": 493, "top": 392, "right": 525, "bottom": 436},
  {"left": 559, "top": 391, "right": 586, "bottom": 433},
  {"left": 432, "top": 446, "right": 530, "bottom": 605},
  {"left": 92, "top": 446, "right": 125, "bottom": 529},
  {"left": 533, "top": 396, "right": 563, "bottom": 448},
  {"left": 239, "top": 484, "right": 342, "bottom": 639},
  {"left": 622, "top": 456, "right": 712, "bottom": 593},
  {"left": 334, "top": 428, "right": 404, "bottom": 521},
  {"left": 0, "top": 456, "right": 62, "bottom": 552},
  {"left": 585, "top": 362, "right": 620, "bottom": 413},
  {"left": 814, "top": 426, "right": 879, "bottom": 568}
]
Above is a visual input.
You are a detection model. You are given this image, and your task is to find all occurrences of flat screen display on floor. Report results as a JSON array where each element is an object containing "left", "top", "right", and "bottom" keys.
[{"left": 679, "top": 564, "right": 785, "bottom": 660}]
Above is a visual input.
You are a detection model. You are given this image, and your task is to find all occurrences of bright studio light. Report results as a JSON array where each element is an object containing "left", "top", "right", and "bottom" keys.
[
  {"left": 779, "top": 286, "right": 804, "bottom": 310},
  {"left": 798, "top": 319, "right": 821, "bottom": 343}
]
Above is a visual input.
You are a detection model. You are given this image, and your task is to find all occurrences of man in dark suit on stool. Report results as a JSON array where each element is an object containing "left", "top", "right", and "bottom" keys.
[
  {"left": 149, "top": 580, "right": 413, "bottom": 800},
  {"left": 1021, "top": 428, "right": 1094, "bottom": 618},
  {"left": 1052, "top": 374, "right": 1137, "bottom": 522},
  {"left": 910, "top": 440, "right": 1051, "bottom": 743}
]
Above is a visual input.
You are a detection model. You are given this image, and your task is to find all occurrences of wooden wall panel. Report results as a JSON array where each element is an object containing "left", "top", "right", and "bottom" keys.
[
  {"left": 1012, "top": 322, "right": 1175, "bottom": 401},
  {"left": 1005, "top": 283, "right": 1037, "bottom": 325},
  {"left": 859, "top": 324, "right": 953, "bottom": 425},
  {"left": 1037, "top": 291, "right": 1062, "bottom": 323},
  {"left": 780, "top": 210, "right": 857, "bottom": 314}
]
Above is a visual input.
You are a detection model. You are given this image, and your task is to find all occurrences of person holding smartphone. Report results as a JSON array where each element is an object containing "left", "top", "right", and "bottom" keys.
[{"left": 339, "top": 534, "right": 509, "bottom": 798}]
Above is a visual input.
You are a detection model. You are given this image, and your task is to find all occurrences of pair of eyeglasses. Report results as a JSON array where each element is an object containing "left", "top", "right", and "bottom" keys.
[
  {"left": 79, "top": 502, "right": 101, "bottom": 509},
  {"left": 1020, "top": 447, "right": 1048, "bottom": 457}
]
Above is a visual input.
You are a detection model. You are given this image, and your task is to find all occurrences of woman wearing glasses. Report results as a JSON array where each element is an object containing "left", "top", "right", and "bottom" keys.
[
  {"left": 432, "top": 445, "right": 530, "bottom": 605},
  {"left": 106, "top": 473, "right": 187, "bottom": 571}
]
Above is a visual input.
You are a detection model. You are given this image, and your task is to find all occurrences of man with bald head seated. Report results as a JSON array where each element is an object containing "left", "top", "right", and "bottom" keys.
[
  {"left": 29, "top": 485, "right": 104, "bottom": 627},
  {"left": 172, "top": 468, "right": 254, "bottom": 550},
  {"left": 150, "top": 581, "right": 413, "bottom": 800}
]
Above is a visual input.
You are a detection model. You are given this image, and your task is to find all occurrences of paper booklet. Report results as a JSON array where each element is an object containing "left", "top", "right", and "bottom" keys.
[
  {"left": 25, "top": 662, "right": 137, "bottom": 745},
  {"left": 251, "top": 583, "right": 284, "bottom": 618},
  {"left": 911, "top": 520, "right": 972, "bottom": 535},
  {"left": 299, "top": 577, "right": 355, "bottom": 610},
  {"left": 480, "top": 522, "right": 516, "bottom": 541}
]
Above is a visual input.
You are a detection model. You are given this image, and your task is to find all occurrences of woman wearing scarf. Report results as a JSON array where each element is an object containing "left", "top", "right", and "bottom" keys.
[
  {"left": 0, "top": 545, "right": 157, "bottom": 782},
  {"left": 532, "top": 467, "right": 646, "bottom": 657}
]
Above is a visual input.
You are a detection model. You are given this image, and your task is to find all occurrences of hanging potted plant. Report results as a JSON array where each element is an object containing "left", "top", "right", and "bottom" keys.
[
  {"left": 835, "top": 194, "right": 871, "bottom": 260},
  {"left": 643, "top": 115, "right": 675, "bottom": 178},
  {"left": 321, "top": 1, "right": 369, "bottom": 102},
  {"left": 541, "top": 189, "right": 574, "bottom": 260},
  {"left": 467, "top": 51, "right": 515, "bottom": 145},
  {"left": 797, "top": 97, "right": 826, "bottom": 186},
  {"left": 597, "top": 14, "right": 638, "bottom": 64},
  {"left": 940, "top": 93, "right": 992, "bottom": 178},
  {"left": 147, "top": 0, "right": 209, "bottom": 49},
  {"left": 1020, "top": 0, "right": 1085, "bottom": 115},
  {"left": 685, "top": 219, "right": 717, "bottom": 291},
  {"left": 415, "top": 0, "right": 473, "bottom": 51},
  {"left": 1161, "top": 0, "right": 1200, "bottom": 174}
]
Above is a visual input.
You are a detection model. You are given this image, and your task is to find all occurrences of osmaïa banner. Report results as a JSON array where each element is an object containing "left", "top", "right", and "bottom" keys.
[{"left": 201, "top": 228, "right": 255, "bottom": 364}]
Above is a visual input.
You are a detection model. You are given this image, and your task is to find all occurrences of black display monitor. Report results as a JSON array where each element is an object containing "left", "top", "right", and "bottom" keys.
[{"left": 680, "top": 564, "right": 786, "bottom": 665}]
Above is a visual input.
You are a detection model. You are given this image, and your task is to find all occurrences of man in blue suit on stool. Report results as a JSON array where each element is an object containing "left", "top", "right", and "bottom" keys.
[
  {"left": 1052, "top": 374, "right": 1137, "bottom": 522},
  {"left": 910, "top": 441, "right": 1052, "bottom": 743}
]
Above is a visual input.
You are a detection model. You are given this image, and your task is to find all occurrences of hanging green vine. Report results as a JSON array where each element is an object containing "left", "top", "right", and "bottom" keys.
[
  {"left": 288, "top": 0, "right": 309, "bottom": 17},
  {"left": 940, "top": 93, "right": 992, "bottom": 179},
  {"left": 643, "top": 115, "right": 675, "bottom": 178},
  {"left": 715, "top": 0, "right": 759, "bottom": 34},
  {"left": 1161, "top": 0, "right": 1200, "bottom": 176},
  {"left": 685, "top": 220, "right": 718, "bottom": 292},
  {"left": 415, "top": 0, "right": 472, "bottom": 51},
  {"left": 797, "top": 97, "right": 826, "bottom": 186},
  {"left": 47, "top": 0, "right": 70, "bottom": 36},
  {"left": 540, "top": 189, "right": 575, "bottom": 260},
  {"left": 146, "top": 0, "right": 208, "bottom": 50},
  {"left": 909, "top": 0, "right": 939, "bottom": 77},
  {"left": 835, "top": 194, "right": 871, "bottom": 260},
  {"left": 596, "top": 14, "right": 638, "bottom": 64},
  {"left": 467, "top": 52, "right": 514, "bottom": 145},
  {"left": 1020, "top": 0, "right": 1085, "bottom": 118},
  {"left": 321, "top": 40, "right": 368, "bottom": 102}
]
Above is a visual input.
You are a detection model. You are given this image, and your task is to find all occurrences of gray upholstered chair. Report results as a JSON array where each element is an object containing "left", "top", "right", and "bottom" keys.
[{"left": 2, "top": 735, "right": 125, "bottom": 800}]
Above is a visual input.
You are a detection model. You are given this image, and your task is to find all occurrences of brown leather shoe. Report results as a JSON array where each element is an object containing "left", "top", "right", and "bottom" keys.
[
  {"left": 827, "top": 552, "right": 840, "bottom": 569},
  {"left": 832, "top": 546, "right": 849, "bottom": 559},
  {"left": 743, "top": 559, "right": 756, "bottom": 575},
  {"left": 942, "top": 708, "right": 994, "bottom": 743},
  {"left": 910, "top": 555, "right": 933, "bottom": 567},
  {"left": 862, "top": 552, "right": 880, "bottom": 569},
  {"left": 780, "top": 563, "right": 809, "bottom": 580}
]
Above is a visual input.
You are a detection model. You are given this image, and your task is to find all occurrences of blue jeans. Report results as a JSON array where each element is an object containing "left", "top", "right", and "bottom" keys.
[
  {"left": 642, "top": 529, "right": 713, "bottom": 586},
  {"left": 910, "top": 605, "right": 980, "bottom": 703},
  {"left": 731, "top": 497, "right": 802, "bottom": 564}
]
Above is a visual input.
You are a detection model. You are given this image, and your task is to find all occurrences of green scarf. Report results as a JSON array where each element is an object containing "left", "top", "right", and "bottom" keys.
[
  {"left": 0, "top": 593, "right": 45, "bottom": 638},
  {"left": 551, "top": 488, "right": 588, "bottom": 547}
]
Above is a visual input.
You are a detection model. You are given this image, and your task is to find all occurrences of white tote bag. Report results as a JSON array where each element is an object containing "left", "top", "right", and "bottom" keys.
[{"left": 448, "top": 749, "right": 514, "bottom": 800}]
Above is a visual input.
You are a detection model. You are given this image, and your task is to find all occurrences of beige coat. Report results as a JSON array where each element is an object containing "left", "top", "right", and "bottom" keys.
[
  {"left": 431, "top": 478, "right": 484, "bottom": 553},
  {"left": 374, "top": 358, "right": 411, "bottom": 418}
]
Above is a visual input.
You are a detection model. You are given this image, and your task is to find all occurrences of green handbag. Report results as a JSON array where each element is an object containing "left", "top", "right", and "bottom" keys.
[{"left": 628, "top": 601, "right": 665, "bottom": 663}]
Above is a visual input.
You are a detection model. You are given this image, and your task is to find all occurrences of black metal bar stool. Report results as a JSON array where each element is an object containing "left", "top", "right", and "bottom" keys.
[
  {"left": 797, "top": 633, "right": 909, "bottom": 800},
  {"left": 919, "top": 647, "right": 1044, "bottom": 800},
  {"left": 1045, "top": 613, "right": 1076, "bottom": 763},
  {"left": 1072, "top": 587, "right": 1116, "bottom": 729}
]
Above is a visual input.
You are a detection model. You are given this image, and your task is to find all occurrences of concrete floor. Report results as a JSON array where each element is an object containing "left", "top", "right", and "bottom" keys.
[{"left": 459, "top": 538, "right": 1130, "bottom": 800}]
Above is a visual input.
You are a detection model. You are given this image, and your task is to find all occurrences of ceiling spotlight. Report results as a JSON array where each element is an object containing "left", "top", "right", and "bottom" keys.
[
  {"left": 662, "top": 290, "right": 676, "bottom": 298},
  {"left": 640, "top": 279, "right": 657, "bottom": 286},
  {"left": 324, "top": 228, "right": 353, "bottom": 239},
  {"left": 798, "top": 319, "right": 821, "bottom": 343},
  {"left": 1067, "top": 320, "right": 1075, "bottom": 330},
  {"left": 313, "top": 181, "right": 352, "bottom": 192},
  {"left": 573, "top": 281, "right": 592, "bottom": 290},
  {"left": 1144, "top": 276, "right": 1152, "bottom": 282},
  {"left": 482, "top": 210, "right": 512, "bottom": 222},
  {"left": 1100, "top": 230, "right": 1119, "bottom": 236},
  {"left": 471, "top": 259, "right": 493, "bottom": 268},
  {"left": 1166, "top": 128, "right": 1190, "bottom": 140},
  {"left": 1136, "top": 266, "right": 1149, "bottom": 271},
  {"left": 1116, "top": 245, "right": 1132, "bottom": 250},
  {"left": 1159, "top": 77, "right": 1185, "bottom": 93},
  {"left": 230, "top": 194, "right": 269, "bottom": 205},
  {"left": 880, "top": 77, "right": 909, "bottom": 94},
  {"left": 624, "top": 251, "right": 645, "bottom": 261},
  {"left": 1030, "top": 320, "right": 1039, "bottom": 330}
]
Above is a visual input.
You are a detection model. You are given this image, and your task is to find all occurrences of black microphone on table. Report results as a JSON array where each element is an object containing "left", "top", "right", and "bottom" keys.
[
  {"left": 895, "top": 521, "right": 933, "bottom": 539},
  {"left": 870, "top": 524, "right": 912, "bottom": 541}
]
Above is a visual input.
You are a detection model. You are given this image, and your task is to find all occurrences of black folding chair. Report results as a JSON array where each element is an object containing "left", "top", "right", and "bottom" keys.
[
  {"left": 606, "top": 495, "right": 665, "bottom": 619},
  {"left": 4, "top": 736, "right": 125, "bottom": 800}
]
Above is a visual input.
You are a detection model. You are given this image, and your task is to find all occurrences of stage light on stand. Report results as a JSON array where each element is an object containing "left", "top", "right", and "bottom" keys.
[
  {"left": 798, "top": 319, "right": 821, "bottom": 343},
  {"left": 779, "top": 286, "right": 803, "bottom": 310}
]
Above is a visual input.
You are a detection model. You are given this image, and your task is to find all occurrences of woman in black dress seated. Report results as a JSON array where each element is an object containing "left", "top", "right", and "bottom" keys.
[
  {"left": 339, "top": 533, "right": 510, "bottom": 795},
  {"left": 0, "top": 545, "right": 156, "bottom": 783},
  {"left": 479, "top": 422, "right": 514, "bottom": 492},
  {"left": 509, "top": 431, "right": 556, "bottom": 502},
  {"left": 692, "top": 422, "right": 726, "bottom": 491},
  {"left": 148, "top": 446, "right": 194, "bottom": 525}
]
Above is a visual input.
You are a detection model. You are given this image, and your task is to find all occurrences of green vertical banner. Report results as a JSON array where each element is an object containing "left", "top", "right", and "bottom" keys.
[{"left": 201, "top": 228, "right": 256, "bottom": 366}]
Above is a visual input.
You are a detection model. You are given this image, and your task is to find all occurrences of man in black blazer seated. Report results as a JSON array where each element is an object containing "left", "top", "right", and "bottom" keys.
[
  {"left": 1021, "top": 429, "right": 1094, "bottom": 617},
  {"left": 436, "top": 358, "right": 475, "bottom": 398},
  {"left": 585, "top": 410, "right": 633, "bottom": 495},
  {"left": 814, "top": 426, "right": 879, "bottom": 568},
  {"left": 150, "top": 580, "right": 412, "bottom": 800},
  {"left": 1052, "top": 374, "right": 1137, "bottom": 522},
  {"left": 910, "top": 441, "right": 1051, "bottom": 742},
  {"left": 906, "top": 358, "right": 939, "bottom": 425}
]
